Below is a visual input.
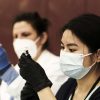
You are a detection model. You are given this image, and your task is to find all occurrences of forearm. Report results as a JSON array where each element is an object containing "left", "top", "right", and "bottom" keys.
[{"left": 38, "top": 87, "right": 56, "bottom": 100}]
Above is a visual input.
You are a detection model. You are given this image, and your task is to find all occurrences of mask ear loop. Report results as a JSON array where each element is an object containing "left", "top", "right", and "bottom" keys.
[
  {"left": 82, "top": 47, "right": 93, "bottom": 68},
  {"left": 83, "top": 52, "right": 97, "bottom": 69},
  {"left": 83, "top": 53, "right": 93, "bottom": 57},
  {"left": 34, "top": 37, "right": 40, "bottom": 44}
]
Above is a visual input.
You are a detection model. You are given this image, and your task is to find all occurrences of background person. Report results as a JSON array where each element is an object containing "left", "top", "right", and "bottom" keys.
[
  {"left": 0, "top": 44, "right": 19, "bottom": 100},
  {"left": 18, "top": 13, "right": 100, "bottom": 100},
  {"left": 0, "top": 12, "right": 67, "bottom": 100}
]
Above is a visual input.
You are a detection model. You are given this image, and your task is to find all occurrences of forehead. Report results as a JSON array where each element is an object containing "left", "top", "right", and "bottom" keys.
[
  {"left": 12, "top": 21, "right": 38, "bottom": 38},
  {"left": 61, "top": 29, "right": 83, "bottom": 45},
  {"left": 13, "top": 21, "right": 32, "bottom": 28},
  {"left": 13, "top": 21, "right": 34, "bottom": 33},
  {"left": 61, "top": 29, "right": 89, "bottom": 53},
  {"left": 62, "top": 30, "right": 77, "bottom": 41}
]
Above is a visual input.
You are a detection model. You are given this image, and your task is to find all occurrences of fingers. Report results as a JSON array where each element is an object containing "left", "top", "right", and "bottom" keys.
[
  {"left": 18, "top": 52, "right": 33, "bottom": 68},
  {"left": 18, "top": 53, "right": 27, "bottom": 68},
  {"left": 25, "top": 50, "right": 33, "bottom": 60},
  {"left": 18, "top": 51, "right": 37, "bottom": 69},
  {"left": 20, "top": 52, "right": 30, "bottom": 62}
]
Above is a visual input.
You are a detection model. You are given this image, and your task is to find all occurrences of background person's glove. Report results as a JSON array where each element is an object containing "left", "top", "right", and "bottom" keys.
[
  {"left": 0, "top": 44, "right": 10, "bottom": 75},
  {"left": 18, "top": 51, "right": 52, "bottom": 92},
  {"left": 0, "top": 44, "right": 18, "bottom": 85}
]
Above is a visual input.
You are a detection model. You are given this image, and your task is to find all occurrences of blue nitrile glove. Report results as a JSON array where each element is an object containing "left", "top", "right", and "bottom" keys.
[
  {"left": 0, "top": 44, "right": 19, "bottom": 85},
  {"left": 0, "top": 44, "right": 10, "bottom": 73}
]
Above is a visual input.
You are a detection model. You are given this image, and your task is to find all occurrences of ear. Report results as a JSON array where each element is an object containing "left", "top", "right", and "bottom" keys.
[
  {"left": 96, "top": 49, "right": 100, "bottom": 62},
  {"left": 40, "top": 32, "right": 48, "bottom": 45}
]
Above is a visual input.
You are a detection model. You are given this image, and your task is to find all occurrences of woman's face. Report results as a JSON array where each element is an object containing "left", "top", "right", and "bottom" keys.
[
  {"left": 61, "top": 29, "right": 96, "bottom": 67},
  {"left": 12, "top": 21, "right": 47, "bottom": 60},
  {"left": 12, "top": 21, "right": 38, "bottom": 41}
]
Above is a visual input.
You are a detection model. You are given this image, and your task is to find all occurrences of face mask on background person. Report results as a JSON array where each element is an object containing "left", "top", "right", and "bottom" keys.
[
  {"left": 13, "top": 38, "right": 39, "bottom": 59},
  {"left": 60, "top": 50, "right": 95, "bottom": 79}
]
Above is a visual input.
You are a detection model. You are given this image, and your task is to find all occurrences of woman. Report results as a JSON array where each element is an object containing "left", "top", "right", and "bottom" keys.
[
  {"left": 18, "top": 14, "right": 100, "bottom": 100},
  {"left": 0, "top": 12, "right": 67, "bottom": 100}
]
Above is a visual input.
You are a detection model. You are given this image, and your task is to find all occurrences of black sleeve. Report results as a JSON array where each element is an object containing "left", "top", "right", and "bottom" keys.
[
  {"left": 21, "top": 82, "right": 39, "bottom": 100},
  {"left": 56, "top": 78, "right": 77, "bottom": 100},
  {"left": 89, "top": 87, "right": 100, "bottom": 100}
]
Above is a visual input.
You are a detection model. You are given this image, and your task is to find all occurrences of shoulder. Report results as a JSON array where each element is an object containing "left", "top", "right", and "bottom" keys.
[
  {"left": 90, "top": 86, "right": 100, "bottom": 100},
  {"left": 56, "top": 78, "right": 77, "bottom": 100},
  {"left": 57, "top": 78, "right": 76, "bottom": 93}
]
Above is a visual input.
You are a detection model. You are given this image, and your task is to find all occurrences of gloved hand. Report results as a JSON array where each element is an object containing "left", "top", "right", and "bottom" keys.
[
  {"left": 0, "top": 44, "right": 10, "bottom": 75},
  {"left": 18, "top": 51, "right": 52, "bottom": 92},
  {"left": 0, "top": 44, "right": 19, "bottom": 85}
]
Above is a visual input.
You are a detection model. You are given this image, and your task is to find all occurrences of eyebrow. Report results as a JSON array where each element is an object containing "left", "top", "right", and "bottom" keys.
[
  {"left": 67, "top": 43, "right": 78, "bottom": 47},
  {"left": 22, "top": 32, "right": 31, "bottom": 34},
  {"left": 61, "top": 41, "right": 78, "bottom": 47}
]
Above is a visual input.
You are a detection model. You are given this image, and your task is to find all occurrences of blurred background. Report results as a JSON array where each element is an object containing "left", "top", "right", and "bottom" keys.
[{"left": 0, "top": 0, "right": 100, "bottom": 65}]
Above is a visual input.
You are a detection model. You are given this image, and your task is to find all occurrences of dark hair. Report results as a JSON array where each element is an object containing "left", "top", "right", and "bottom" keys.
[
  {"left": 12, "top": 12, "right": 50, "bottom": 49},
  {"left": 62, "top": 14, "right": 100, "bottom": 52}
]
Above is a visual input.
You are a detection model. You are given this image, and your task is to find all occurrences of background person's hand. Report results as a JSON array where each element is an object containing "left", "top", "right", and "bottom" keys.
[{"left": 18, "top": 51, "right": 52, "bottom": 92}]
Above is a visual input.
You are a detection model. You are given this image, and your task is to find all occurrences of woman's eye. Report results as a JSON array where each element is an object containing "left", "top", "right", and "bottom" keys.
[
  {"left": 22, "top": 33, "right": 30, "bottom": 37},
  {"left": 61, "top": 45, "right": 64, "bottom": 50},
  {"left": 13, "top": 34, "right": 18, "bottom": 39},
  {"left": 69, "top": 49, "right": 76, "bottom": 52}
]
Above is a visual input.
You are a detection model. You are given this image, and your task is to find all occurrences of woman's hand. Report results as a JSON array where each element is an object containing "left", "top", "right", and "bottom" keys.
[{"left": 18, "top": 51, "right": 52, "bottom": 92}]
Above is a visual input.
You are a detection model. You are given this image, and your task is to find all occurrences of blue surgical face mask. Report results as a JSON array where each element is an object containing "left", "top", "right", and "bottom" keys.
[{"left": 60, "top": 50, "right": 95, "bottom": 79}]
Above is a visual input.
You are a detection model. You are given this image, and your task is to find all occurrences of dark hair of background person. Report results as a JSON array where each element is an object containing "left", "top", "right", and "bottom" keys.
[
  {"left": 12, "top": 12, "right": 50, "bottom": 49},
  {"left": 61, "top": 13, "right": 100, "bottom": 53}
]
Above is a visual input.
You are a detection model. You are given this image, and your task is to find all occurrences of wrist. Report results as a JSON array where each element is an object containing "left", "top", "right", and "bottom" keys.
[{"left": 33, "top": 79, "right": 52, "bottom": 92}]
